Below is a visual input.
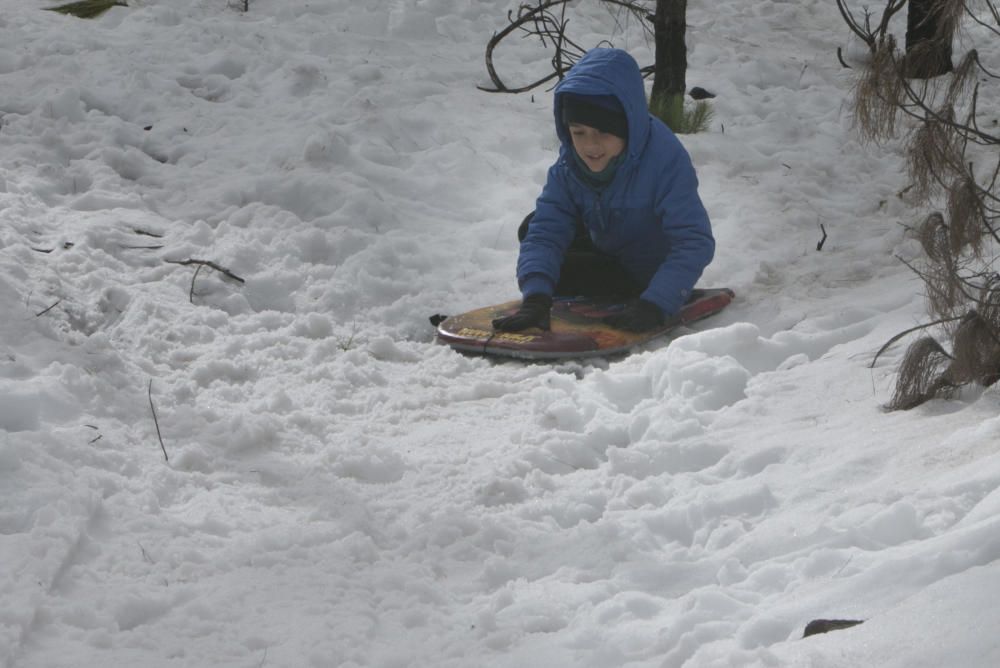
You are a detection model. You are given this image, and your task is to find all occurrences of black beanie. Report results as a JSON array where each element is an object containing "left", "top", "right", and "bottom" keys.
[{"left": 561, "top": 94, "right": 628, "bottom": 140}]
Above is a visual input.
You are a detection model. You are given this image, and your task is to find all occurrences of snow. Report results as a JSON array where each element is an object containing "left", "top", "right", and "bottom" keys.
[{"left": 1, "top": 0, "right": 999, "bottom": 666}]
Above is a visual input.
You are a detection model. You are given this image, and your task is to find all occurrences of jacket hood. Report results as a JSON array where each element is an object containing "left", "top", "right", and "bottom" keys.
[{"left": 553, "top": 48, "right": 650, "bottom": 162}]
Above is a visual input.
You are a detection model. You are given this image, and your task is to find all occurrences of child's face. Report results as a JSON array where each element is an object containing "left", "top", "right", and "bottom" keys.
[{"left": 568, "top": 123, "right": 626, "bottom": 173}]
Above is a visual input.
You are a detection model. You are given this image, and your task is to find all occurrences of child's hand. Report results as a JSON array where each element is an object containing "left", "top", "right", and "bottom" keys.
[
  {"left": 602, "top": 299, "right": 668, "bottom": 332},
  {"left": 492, "top": 294, "right": 553, "bottom": 331}
]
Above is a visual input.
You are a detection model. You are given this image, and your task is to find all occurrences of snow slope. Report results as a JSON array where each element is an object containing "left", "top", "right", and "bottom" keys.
[{"left": 1, "top": 0, "right": 999, "bottom": 666}]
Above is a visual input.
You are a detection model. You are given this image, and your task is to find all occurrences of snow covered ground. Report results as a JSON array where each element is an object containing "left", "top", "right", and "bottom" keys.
[{"left": 2, "top": 0, "right": 999, "bottom": 666}]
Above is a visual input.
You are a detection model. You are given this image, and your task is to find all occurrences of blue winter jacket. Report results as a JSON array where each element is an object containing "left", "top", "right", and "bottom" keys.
[{"left": 517, "top": 48, "right": 715, "bottom": 316}]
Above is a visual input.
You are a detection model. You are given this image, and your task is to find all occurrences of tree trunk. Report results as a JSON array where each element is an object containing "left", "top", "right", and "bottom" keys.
[
  {"left": 651, "top": 0, "right": 687, "bottom": 100},
  {"left": 905, "top": 0, "right": 954, "bottom": 78},
  {"left": 650, "top": 0, "right": 688, "bottom": 130}
]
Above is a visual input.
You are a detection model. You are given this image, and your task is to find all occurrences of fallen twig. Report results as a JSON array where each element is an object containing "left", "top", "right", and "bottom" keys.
[
  {"left": 35, "top": 299, "right": 62, "bottom": 317},
  {"left": 148, "top": 379, "right": 168, "bottom": 462},
  {"left": 165, "top": 258, "right": 245, "bottom": 304},
  {"left": 118, "top": 244, "right": 165, "bottom": 250},
  {"left": 165, "top": 258, "right": 245, "bottom": 283},
  {"left": 133, "top": 228, "right": 164, "bottom": 238},
  {"left": 816, "top": 223, "right": 828, "bottom": 251},
  {"left": 189, "top": 264, "right": 204, "bottom": 303},
  {"left": 85, "top": 424, "right": 103, "bottom": 444}
]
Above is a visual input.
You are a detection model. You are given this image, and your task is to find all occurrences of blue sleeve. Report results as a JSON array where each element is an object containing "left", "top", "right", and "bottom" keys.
[
  {"left": 641, "top": 142, "right": 715, "bottom": 315},
  {"left": 516, "top": 163, "right": 578, "bottom": 297}
]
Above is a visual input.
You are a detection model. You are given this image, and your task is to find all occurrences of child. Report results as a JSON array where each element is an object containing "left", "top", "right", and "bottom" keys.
[{"left": 492, "top": 48, "right": 715, "bottom": 333}]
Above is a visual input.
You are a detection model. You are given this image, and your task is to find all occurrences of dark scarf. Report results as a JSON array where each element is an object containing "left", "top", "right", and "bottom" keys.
[{"left": 572, "top": 150, "right": 625, "bottom": 190}]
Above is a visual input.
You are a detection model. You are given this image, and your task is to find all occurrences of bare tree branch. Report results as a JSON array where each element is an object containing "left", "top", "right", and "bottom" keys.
[
  {"left": 480, "top": 0, "right": 653, "bottom": 93},
  {"left": 870, "top": 314, "right": 966, "bottom": 368}
]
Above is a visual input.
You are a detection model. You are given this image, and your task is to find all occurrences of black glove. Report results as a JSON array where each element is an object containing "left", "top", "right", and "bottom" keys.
[
  {"left": 492, "top": 294, "right": 553, "bottom": 332},
  {"left": 602, "top": 299, "right": 667, "bottom": 332}
]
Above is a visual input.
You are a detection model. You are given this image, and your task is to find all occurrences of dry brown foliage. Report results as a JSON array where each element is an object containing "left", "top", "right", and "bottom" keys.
[
  {"left": 944, "top": 49, "right": 980, "bottom": 106},
  {"left": 840, "top": 0, "right": 1000, "bottom": 409},
  {"left": 946, "top": 175, "right": 988, "bottom": 256},
  {"left": 947, "top": 311, "right": 1000, "bottom": 384},
  {"left": 904, "top": 107, "right": 964, "bottom": 201},
  {"left": 853, "top": 39, "right": 906, "bottom": 142},
  {"left": 888, "top": 336, "right": 956, "bottom": 409},
  {"left": 915, "top": 211, "right": 951, "bottom": 262}
]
